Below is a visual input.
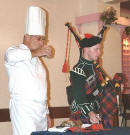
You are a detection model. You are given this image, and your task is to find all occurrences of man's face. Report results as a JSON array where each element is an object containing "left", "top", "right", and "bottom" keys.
[
  {"left": 27, "top": 35, "right": 46, "bottom": 51},
  {"left": 84, "top": 44, "right": 101, "bottom": 61}
]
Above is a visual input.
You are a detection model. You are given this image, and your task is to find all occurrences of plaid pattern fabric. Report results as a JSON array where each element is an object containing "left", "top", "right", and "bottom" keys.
[
  {"left": 85, "top": 72, "right": 100, "bottom": 95},
  {"left": 102, "top": 115, "right": 114, "bottom": 128},
  {"left": 100, "top": 84, "right": 117, "bottom": 117},
  {"left": 99, "top": 83, "right": 117, "bottom": 127},
  {"left": 69, "top": 111, "right": 90, "bottom": 124},
  {"left": 99, "top": 73, "right": 124, "bottom": 127},
  {"left": 113, "top": 73, "right": 124, "bottom": 84}
]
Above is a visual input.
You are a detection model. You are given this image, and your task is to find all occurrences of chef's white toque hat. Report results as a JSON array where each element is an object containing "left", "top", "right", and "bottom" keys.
[{"left": 25, "top": 6, "right": 46, "bottom": 36}]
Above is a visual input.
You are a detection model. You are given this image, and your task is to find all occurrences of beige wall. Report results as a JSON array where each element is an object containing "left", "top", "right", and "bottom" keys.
[{"left": 0, "top": 0, "right": 122, "bottom": 134}]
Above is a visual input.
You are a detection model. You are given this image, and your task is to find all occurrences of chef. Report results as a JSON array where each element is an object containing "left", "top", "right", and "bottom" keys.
[{"left": 4, "top": 6, "right": 52, "bottom": 135}]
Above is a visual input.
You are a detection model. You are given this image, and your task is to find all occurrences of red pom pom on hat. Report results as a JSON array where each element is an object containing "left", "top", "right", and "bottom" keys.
[{"left": 84, "top": 33, "right": 93, "bottom": 39}]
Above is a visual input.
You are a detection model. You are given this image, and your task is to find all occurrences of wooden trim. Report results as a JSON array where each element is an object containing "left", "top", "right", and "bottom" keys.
[
  {"left": 49, "top": 106, "right": 71, "bottom": 119},
  {"left": 0, "top": 108, "right": 10, "bottom": 122},
  {"left": 0, "top": 106, "right": 71, "bottom": 122}
]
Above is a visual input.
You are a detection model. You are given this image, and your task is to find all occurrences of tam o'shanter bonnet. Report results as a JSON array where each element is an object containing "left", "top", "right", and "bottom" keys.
[
  {"left": 25, "top": 6, "right": 46, "bottom": 36},
  {"left": 79, "top": 25, "right": 107, "bottom": 48}
]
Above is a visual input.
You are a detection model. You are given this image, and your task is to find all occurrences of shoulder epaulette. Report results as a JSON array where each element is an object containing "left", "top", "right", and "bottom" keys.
[{"left": 71, "top": 67, "right": 86, "bottom": 77}]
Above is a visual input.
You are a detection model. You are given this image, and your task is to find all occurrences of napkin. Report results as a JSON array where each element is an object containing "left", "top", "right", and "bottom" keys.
[{"left": 48, "top": 127, "right": 70, "bottom": 132}]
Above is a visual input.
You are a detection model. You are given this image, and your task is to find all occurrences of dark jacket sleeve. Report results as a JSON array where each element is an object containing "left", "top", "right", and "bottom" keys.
[{"left": 70, "top": 71, "right": 95, "bottom": 116}]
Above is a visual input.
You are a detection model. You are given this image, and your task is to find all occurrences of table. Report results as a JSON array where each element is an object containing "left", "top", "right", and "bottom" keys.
[{"left": 31, "top": 127, "right": 130, "bottom": 135}]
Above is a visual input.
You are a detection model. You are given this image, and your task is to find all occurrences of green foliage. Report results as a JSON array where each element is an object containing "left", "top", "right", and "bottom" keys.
[
  {"left": 125, "top": 26, "right": 130, "bottom": 36},
  {"left": 100, "top": 7, "right": 117, "bottom": 25}
]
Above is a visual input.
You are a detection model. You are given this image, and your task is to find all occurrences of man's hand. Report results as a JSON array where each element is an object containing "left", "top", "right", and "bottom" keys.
[
  {"left": 88, "top": 111, "right": 101, "bottom": 124},
  {"left": 31, "top": 45, "right": 52, "bottom": 58}
]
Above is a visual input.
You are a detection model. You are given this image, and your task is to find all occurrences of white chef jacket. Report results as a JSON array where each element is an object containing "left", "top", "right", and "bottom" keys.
[{"left": 4, "top": 44, "right": 49, "bottom": 135}]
